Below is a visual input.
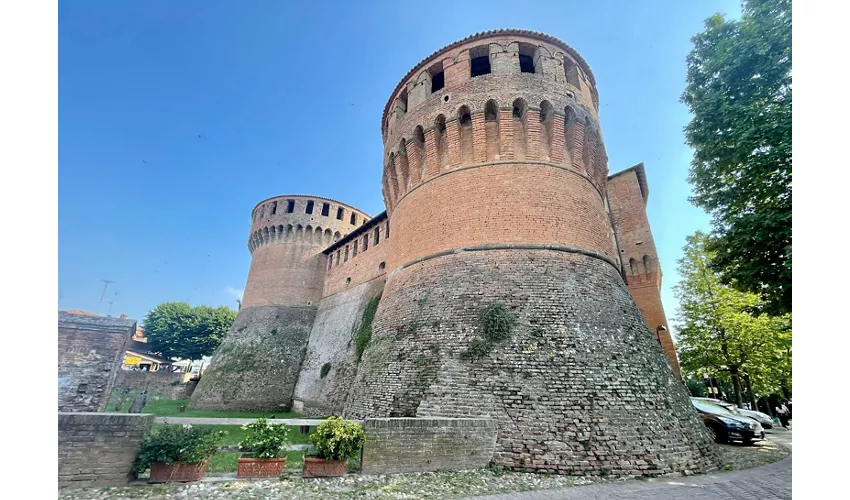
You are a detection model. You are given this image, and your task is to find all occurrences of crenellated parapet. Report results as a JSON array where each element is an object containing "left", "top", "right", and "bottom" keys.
[
  {"left": 379, "top": 31, "right": 609, "bottom": 213},
  {"left": 247, "top": 195, "right": 370, "bottom": 253}
]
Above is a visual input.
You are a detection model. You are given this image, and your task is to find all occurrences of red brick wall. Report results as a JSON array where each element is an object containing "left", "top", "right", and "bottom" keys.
[
  {"left": 606, "top": 167, "right": 681, "bottom": 375},
  {"left": 323, "top": 219, "right": 390, "bottom": 297},
  {"left": 242, "top": 195, "right": 371, "bottom": 309}
]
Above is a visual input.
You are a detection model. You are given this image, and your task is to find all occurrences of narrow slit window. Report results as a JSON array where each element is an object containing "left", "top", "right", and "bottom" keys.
[
  {"left": 336, "top": 250, "right": 341, "bottom": 265},
  {"left": 305, "top": 200, "right": 314, "bottom": 214},
  {"left": 271, "top": 201, "right": 277, "bottom": 215},
  {"left": 374, "top": 227, "right": 381, "bottom": 244},
  {"left": 350, "top": 213, "right": 357, "bottom": 225},
  {"left": 337, "top": 207, "right": 344, "bottom": 220},
  {"left": 353, "top": 240, "right": 359, "bottom": 256},
  {"left": 286, "top": 200, "right": 295, "bottom": 213},
  {"left": 363, "top": 234, "right": 369, "bottom": 251},
  {"left": 328, "top": 256, "right": 333, "bottom": 270},
  {"left": 321, "top": 203, "right": 330, "bottom": 216},
  {"left": 519, "top": 54, "right": 535, "bottom": 73},
  {"left": 344, "top": 246, "right": 349, "bottom": 262}
]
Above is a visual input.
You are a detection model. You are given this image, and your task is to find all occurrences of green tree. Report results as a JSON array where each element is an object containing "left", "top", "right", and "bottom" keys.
[
  {"left": 143, "top": 302, "right": 236, "bottom": 360},
  {"left": 674, "top": 232, "right": 791, "bottom": 408},
  {"left": 681, "top": 0, "right": 792, "bottom": 315}
]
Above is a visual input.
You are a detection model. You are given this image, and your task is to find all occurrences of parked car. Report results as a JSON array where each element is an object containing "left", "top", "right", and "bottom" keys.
[
  {"left": 690, "top": 398, "right": 765, "bottom": 445},
  {"left": 692, "top": 397, "right": 774, "bottom": 429}
]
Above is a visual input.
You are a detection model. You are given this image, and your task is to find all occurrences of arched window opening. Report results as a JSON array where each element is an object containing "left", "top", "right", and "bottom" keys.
[
  {"left": 512, "top": 98, "right": 528, "bottom": 160},
  {"left": 410, "top": 126, "right": 426, "bottom": 182},
  {"left": 564, "top": 106, "right": 577, "bottom": 163},
  {"left": 539, "top": 101, "right": 554, "bottom": 161},
  {"left": 484, "top": 99, "right": 500, "bottom": 161},
  {"left": 379, "top": 262, "right": 386, "bottom": 271},
  {"left": 458, "top": 105, "right": 473, "bottom": 164},
  {"left": 643, "top": 255, "right": 651, "bottom": 277},
  {"left": 470, "top": 45, "right": 491, "bottom": 77},
  {"left": 435, "top": 114, "right": 448, "bottom": 170},
  {"left": 629, "top": 258, "right": 637, "bottom": 276},
  {"left": 397, "top": 139, "right": 410, "bottom": 190}
]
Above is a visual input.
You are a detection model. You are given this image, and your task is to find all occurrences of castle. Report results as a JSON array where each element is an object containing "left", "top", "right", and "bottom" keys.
[{"left": 192, "top": 29, "right": 717, "bottom": 475}]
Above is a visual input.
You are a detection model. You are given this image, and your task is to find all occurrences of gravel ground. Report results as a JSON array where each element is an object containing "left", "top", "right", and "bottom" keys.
[
  {"left": 59, "top": 438, "right": 790, "bottom": 499},
  {"left": 714, "top": 435, "right": 790, "bottom": 471}
]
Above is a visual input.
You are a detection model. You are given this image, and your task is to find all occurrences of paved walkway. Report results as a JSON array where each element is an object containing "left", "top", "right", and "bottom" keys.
[{"left": 463, "top": 429, "right": 792, "bottom": 500}]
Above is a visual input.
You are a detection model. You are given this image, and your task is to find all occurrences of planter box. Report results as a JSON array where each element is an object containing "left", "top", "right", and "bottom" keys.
[
  {"left": 237, "top": 456, "right": 287, "bottom": 478},
  {"left": 149, "top": 459, "right": 209, "bottom": 483},
  {"left": 302, "top": 457, "right": 347, "bottom": 478}
]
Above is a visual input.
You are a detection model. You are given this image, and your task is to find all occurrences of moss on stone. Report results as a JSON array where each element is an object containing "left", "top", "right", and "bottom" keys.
[{"left": 355, "top": 293, "right": 382, "bottom": 363}]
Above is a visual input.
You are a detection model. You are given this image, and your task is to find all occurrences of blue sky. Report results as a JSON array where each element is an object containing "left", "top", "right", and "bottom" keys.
[{"left": 59, "top": 0, "right": 740, "bottom": 338}]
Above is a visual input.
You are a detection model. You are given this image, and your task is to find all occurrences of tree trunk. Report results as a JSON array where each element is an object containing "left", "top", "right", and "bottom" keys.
[
  {"left": 760, "top": 397, "right": 774, "bottom": 418},
  {"left": 744, "top": 375, "right": 758, "bottom": 410},
  {"left": 729, "top": 367, "right": 743, "bottom": 408}
]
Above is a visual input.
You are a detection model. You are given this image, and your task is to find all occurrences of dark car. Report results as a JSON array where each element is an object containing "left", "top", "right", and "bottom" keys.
[
  {"left": 690, "top": 398, "right": 765, "bottom": 445},
  {"left": 692, "top": 397, "right": 774, "bottom": 430}
]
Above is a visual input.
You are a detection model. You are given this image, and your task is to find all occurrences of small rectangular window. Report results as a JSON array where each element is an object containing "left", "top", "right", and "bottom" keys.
[
  {"left": 470, "top": 46, "right": 491, "bottom": 77},
  {"left": 322, "top": 203, "right": 330, "bottom": 216},
  {"left": 305, "top": 200, "right": 314, "bottom": 214},
  {"left": 350, "top": 213, "right": 357, "bottom": 225},
  {"left": 385, "top": 221, "right": 390, "bottom": 238},
  {"left": 431, "top": 71, "right": 445, "bottom": 92},
  {"left": 519, "top": 54, "right": 535, "bottom": 73},
  {"left": 363, "top": 234, "right": 369, "bottom": 251},
  {"left": 337, "top": 207, "right": 344, "bottom": 220},
  {"left": 286, "top": 200, "right": 295, "bottom": 213},
  {"left": 353, "top": 241, "right": 359, "bottom": 256},
  {"left": 374, "top": 227, "right": 380, "bottom": 244},
  {"left": 271, "top": 201, "right": 277, "bottom": 215},
  {"left": 336, "top": 250, "right": 341, "bottom": 265},
  {"left": 344, "top": 246, "right": 349, "bottom": 262}
]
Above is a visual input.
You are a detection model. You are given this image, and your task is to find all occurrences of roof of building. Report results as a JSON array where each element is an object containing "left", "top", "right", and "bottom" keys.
[
  {"left": 608, "top": 163, "right": 649, "bottom": 203},
  {"left": 59, "top": 310, "right": 137, "bottom": 333},
  {"left": 381, "top": 28, "right": 598, "bottom": 135}
]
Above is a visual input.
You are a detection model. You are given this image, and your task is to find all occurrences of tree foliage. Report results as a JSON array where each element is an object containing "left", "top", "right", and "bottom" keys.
[
  {"left": 143, "top": 302, "right": 236, "bottom": 360},
  {"left": 681, "top": 0, "right": 792, "bottom": 315},
  {"left": 674, "top": 232, "right": 791, "bottom": 407}
]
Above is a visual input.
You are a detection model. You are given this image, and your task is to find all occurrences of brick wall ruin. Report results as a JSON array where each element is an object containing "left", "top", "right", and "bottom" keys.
[{"left": 58, "top": 412, "right": 153, "bottom": 488}]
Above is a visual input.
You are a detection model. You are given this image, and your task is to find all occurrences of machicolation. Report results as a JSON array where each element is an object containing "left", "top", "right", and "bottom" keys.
[{"left": 192, "top": 29, "right": 716, "bottom": 476}]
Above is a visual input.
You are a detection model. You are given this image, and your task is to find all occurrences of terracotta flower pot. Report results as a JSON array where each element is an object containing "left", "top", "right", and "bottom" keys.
[
  {"left": 149, "top": 458, "right": 210, "bottom": 483},
  {"left": 237, "top": 456, "right": 288, "bottom": 478},
  {"left": 302, "top": 457, "right": 347, "bottom": 478}
]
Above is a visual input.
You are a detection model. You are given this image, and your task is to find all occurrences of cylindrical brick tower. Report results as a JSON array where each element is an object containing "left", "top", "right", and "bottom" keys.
[
  {"left": 345, "top": 30, "right": 718, "bottom": 476},
  {"left": 192, "top": 195, "right": 370, "bottom": 410}
]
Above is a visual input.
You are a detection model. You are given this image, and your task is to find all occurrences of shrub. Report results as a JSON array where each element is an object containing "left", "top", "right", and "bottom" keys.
[
  {"left": 461, "top": 303, "right": 516, "bottom": 361},
  {"left": 320, "top": 362, "right": 332, "bottom": 379},
  {"left": 238, "top": 418, "right": 290, "bottom": 459},
  {"left": 355, "top": 294, "right": 381, "bottom": 363},
  {"left": 132, "top": 425, "right": 225, "bottom": 474},
  {"left": 309, "top": 417, "right": 365, "bottom": 461}
]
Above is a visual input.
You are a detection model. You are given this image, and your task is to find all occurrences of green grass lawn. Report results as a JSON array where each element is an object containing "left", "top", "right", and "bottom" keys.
[{"left": 107, "top": 391, "right": 306, "bottom": 419}]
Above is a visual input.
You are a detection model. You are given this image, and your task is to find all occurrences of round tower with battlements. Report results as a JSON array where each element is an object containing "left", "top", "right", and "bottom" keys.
[
  {"left": 191, "top": 195, "right": 370, "bottom": 410},
  {"left": 344, "top": 30, "right": 718, "bottom": 476}
]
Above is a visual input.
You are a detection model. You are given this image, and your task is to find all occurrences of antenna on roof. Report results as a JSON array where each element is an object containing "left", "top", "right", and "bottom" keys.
[
  {"left": 107, "top": 301, "right": 114, "bottom": 316},
  {"left": 99, "top": 279, "right": 114, "bottom": 303}
]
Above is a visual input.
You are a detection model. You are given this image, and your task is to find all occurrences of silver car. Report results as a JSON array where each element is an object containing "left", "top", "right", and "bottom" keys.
[{"left": 692, "top": 398, "right": 774, "bottom": 429}]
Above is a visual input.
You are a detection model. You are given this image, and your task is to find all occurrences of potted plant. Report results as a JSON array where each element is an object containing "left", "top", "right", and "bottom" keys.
[
  {"left": 303, "top": 416, "right": 365, "bottom": 478},
  {"left": 132, "top": 424, "right": 225, "bottom": 483},
  {"left": 236, "top": 418, "right": 291, "bottom": 478}
]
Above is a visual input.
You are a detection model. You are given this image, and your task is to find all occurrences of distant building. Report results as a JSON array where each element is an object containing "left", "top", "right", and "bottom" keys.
[{"left": 58, "top": 311, "right": 137, "bottom": 412}]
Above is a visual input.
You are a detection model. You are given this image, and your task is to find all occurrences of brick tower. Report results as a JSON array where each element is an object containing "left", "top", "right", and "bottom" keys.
[
  {"left": 344, "top": 30, "right": 716, "bottom": 475},
  {"left": 191, "top": 195, "right": 369, "bottom": 410}
]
